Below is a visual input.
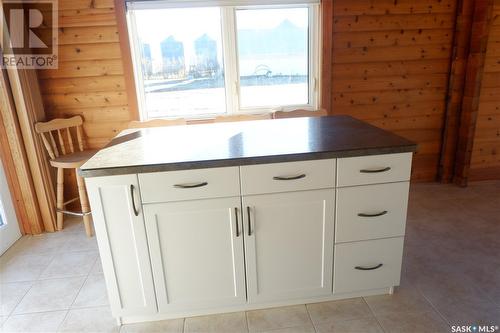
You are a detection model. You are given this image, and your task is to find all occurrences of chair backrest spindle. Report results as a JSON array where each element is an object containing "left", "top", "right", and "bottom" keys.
[
  {"left": 76, "top": 125, "right": 84, "bottom": 152},
  {"left": 57, "top": 130, "right": 66, "bottom": 155},
  {"left": 66, "top": 128, "right": 75, "bottom": 153},
  {"left": 48, "top": 131, "right": 59, "bottom": 157}
]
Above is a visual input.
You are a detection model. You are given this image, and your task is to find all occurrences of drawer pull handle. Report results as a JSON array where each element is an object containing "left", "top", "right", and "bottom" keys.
[
  {"left": 359, "top": 167, "right": 391, "bottom": 173},
  {"left": 130, "top": 185, "right": 139, "bottom": 217},
  {"left": 234, "top": 207, "right": 240, "bottom": 237},
  {"left": 173, "top": 182, "right": 208, "bottom": 189},
  {"left": 358, "top": 210, "right": 388, "bottom": 218},
  {"left": 355, "top": 263, "right": 383, "bottom": 271},
  {"left": 273, "top": 174, "right": 306, "bottom": 181},
  {"left": 247, "top": 206, "right": 252, "bottom": 236}
]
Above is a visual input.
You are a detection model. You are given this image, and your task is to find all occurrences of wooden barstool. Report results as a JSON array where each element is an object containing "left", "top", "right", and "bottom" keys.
[{"left": 35, "top": 116, "right": 96, "bottom": 237}]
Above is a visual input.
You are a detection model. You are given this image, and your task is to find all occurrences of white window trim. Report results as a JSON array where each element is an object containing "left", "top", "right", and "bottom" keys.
[{"left": 127, "top": 3, "right": 321, "bottom": 120}]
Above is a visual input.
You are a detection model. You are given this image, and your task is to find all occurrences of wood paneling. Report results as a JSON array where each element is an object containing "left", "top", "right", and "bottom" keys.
[
  {"left": 38, "top": 1, "right": 130, "bottom": 150},
  {"left": 470, "top": 4, "right": 500, "bottom": 180},
  {"left": 37, "top": 0, "right": 133, "bottom": 203},
  {"left": 329, "top": 0, "right": 457, "bottom": 181},
  {"left": 37, "top": 0, "right": 500, "bottom": 186}
]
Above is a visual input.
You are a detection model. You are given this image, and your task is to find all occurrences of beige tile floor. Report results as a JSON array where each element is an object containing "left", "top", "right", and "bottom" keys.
[{"left": 1, "top": 181, "right": 500, "bottom": 333}]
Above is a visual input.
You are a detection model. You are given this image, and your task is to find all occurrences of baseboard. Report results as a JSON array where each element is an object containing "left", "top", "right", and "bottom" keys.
[{"left": 119, "top": 287, "right": 393, "bottom": 324}]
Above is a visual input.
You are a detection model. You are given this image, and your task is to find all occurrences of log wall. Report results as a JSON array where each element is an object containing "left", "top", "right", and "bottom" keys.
[
  {"left": 329, "top": 0, "right": 457, "bottom": 181},
  {"left": 470, "top": 1, "right": 500, "bottom": 180},
  {"left": 37, "top": 0, "right": 131, "bottom": 150},
  {"left": 36, "top": 0, "right": 500, "bottom": 186}
]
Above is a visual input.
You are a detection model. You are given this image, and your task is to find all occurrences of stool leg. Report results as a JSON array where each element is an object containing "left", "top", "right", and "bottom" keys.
[
  {"left": 56, "top": 168, "right": 64, "bottom": 230},
  {"left": 76, "top": 174, "right": 93, "bottom": 237}
]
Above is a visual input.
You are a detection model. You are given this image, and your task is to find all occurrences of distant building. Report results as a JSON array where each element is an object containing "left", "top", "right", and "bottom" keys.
[
  {"left": 140, "top": 43, "right": 153, "bottom": 78},
  {"left": 160, "top": 36, "right": 185, "bottom": 78},
  {"left": 193, "top": 34, "right": 219, "bottom": 77}
]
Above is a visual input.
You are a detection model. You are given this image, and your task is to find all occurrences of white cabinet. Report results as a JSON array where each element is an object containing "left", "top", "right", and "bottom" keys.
[
  {"left": 139, "top": 167, "right": 240, "bottom": 203},
  {"left": 333, "top": 237, "right": 404, "bottom": 294},
  {"left": 143, "top": 197, "right": 246, "bottom": 312},
  {"left": 242, "top": 189, "right": 335, "bottom": 303},
  {"left": 335, "top": 182, "right": 410, "bottom": 243},
  {"left": 85, "top": 175, "right": 157, "bottom": 317},
  {"left": 336, "top": 153, "right": 412, "bottom": 187},
  {"left": 240, "top": 159, "right": 336, "bottom": 195},
  {"left": 86, "top": 153, "right": 412, "bottom": 323}
]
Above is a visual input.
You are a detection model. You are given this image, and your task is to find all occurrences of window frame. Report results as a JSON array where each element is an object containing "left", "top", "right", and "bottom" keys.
[{"left": 127, "top": 3, "right": 321, "bottom": 120}]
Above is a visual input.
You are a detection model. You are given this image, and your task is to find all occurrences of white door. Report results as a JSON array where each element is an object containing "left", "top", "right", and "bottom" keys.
[
  {"left": 242, "top": 189, "right": 335, "bottom": 303},
  {"left": 143, "top": 197, "right": 246, "bottom": 313},
  {"left": 0, "top": 160, "right": 21, "bottom": 255},
  {"left": 85, "top": 174, "right": 157, "bottom": 317}
]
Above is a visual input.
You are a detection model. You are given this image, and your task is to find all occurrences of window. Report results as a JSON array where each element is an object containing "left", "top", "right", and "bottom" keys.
[{"left": 127, "top": 1, "right": 320, "bottom": 120}]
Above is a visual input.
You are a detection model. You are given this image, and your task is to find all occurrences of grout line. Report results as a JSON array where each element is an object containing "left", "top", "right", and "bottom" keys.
[
  {"left": 4, "top": 280, "right": 36, "bottom": 319},
  {"left": 304, "top": 303, "right": 319, "bottom": 333},
  {"left": 244, "top": 310, "right": 250, "bottom": 333},
  {"left": 69, "top": 255, "right": 99, "bottom": 310},
  {"left": 361, "top": 296, "right": 388, "bottom": 333},
  {"left": 56, "top": 309, "right": 70, "bottom": 332},
  {"left": 414, "top": 285, "right": 452, "bottom": 327}
]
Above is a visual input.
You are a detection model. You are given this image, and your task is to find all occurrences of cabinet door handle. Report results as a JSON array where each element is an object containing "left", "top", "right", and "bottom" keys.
[
  {"left": 173, "top": 182, "right": 208, "bottom": 188},
  {"left": 234, "top": 207, "right": 240, "bottom": 237},
  {"left": 246, "top": 206, "right": 252, "bottom": 236},
  {"left": 273, "top": 174, "right": 306, "bottom": 181},
  {"left": 130, "top": 184, "right": 139, "bottom": 216},
  {"left": 358, "top": 210, "right": 388, "bottom": 217},
  {"left": 359, "top": 167, "right": 391, "bottom": 173},
  {"left": 355, "top": 263, "right": 383, "bottom": 271}
]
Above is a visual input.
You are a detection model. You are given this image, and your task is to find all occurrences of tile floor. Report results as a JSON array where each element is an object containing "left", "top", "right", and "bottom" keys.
[{"left": 1, "top": 181, "right": 500, "bottom": 333}]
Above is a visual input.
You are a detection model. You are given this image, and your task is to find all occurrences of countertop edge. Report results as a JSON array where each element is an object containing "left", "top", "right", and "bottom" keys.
[{"left": 79, "top": 144, "right": 417, "bottom": 178}]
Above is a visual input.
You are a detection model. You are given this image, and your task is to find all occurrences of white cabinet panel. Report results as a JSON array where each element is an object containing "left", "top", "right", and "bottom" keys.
[
  {"left": 139, "top": 167, "right": 240, "bottom": 203},
  {"left": 240, "top": 159, "right": 335, "bottom": 195},
  {"left": 85, "top": 175, "right": 157, "bottom": 317},
  {"left": 243, "top": 189, "right": 335, "bottom": 303},
  {"left": 333, "top": 237, "right": 404, "bottom": 294},
  {"left": 335, "top": 182, "right": 409, "bottom": 243},
  {"left": 143, "top": 197, "right": 246, "bottom": 312},
  {"left": 337, "top": 153, "right": 412, "bottom": 187}
]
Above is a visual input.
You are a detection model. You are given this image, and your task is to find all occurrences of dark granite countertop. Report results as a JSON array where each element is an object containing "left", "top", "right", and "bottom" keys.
[{"left": 79, "top": 115, "right": 417, "bottom": 177}]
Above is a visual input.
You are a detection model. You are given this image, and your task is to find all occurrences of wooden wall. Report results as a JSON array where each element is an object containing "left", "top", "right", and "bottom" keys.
[
  {"left": 470, "top": 1, "right": 500, "bottom": 180},
  {"left": 35, "top": 0, "right": 499, "bottom": 185},
  {"left": 38, "top": 0, "right": 131, "bottom": 150},
  {"left": 328, "top": 0, "right": 457, "bottom": 181}
]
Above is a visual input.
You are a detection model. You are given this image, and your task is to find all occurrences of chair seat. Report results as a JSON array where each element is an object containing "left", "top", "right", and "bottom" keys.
[{"left": 49, "top": 150, "right": 98, "bottom": 169}]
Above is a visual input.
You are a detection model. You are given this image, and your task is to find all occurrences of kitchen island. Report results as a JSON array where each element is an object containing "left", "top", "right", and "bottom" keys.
[{"left": 81, "top": 115, "right": 417, "bottom": 324}]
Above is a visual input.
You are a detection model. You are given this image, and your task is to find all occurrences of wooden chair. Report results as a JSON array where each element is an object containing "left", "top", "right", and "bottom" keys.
[
  {"left": 128, "top": 118, "right": 186, "bottom": 129},
  {"left": 214, "top": 113, "right": 272, "bottom": 123},
  {"left": 272, "top": 109, "right": 328, "bottom": 119},
  {"left": 35, "top": 116, "right": 96, "bottom": 237}
]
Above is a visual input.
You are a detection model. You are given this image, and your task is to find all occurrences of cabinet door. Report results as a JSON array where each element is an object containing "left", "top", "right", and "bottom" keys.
[
  {"left": 85, "top": 175, "right": 157, "bottom": 317},
  {"left": 143, "top": 197, "right": 246, "bottom": 312},
  {"left": 242, "top": 189, "right": 335, "bottom": 303}
]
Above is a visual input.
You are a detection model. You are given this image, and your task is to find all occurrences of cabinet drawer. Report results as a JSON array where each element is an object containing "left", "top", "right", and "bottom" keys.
[
  {"left": 240, "top": 159, "right": 335, "bottom": 195},
  {"left": 337, "top": 153, "right": 412, "bottom": 187},
  {"left": 333, "top": 238, "right": 404, "bottom": 294},
  {"left": 139, "top": 167, "right": 240, "bottom": 203},
  {"left": 336, "top": 182, "right": 409, "bottom": 243}
]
